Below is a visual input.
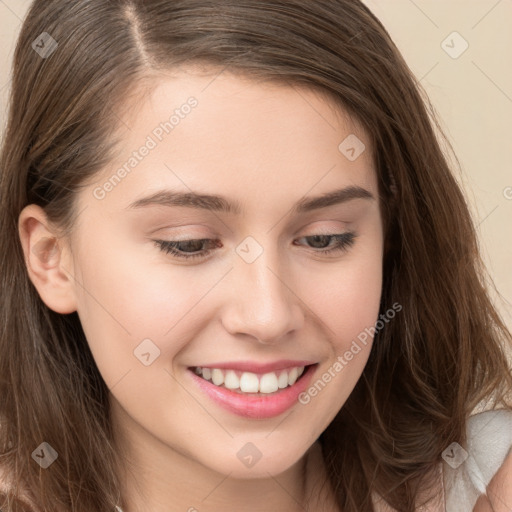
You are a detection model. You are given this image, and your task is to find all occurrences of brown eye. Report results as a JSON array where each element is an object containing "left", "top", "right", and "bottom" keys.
[
  {"left": 154, "top": 239, "right": 221, "bottom": 260},
  {"left": 294, "top": 232, "right": 357, "bottom": 255}
]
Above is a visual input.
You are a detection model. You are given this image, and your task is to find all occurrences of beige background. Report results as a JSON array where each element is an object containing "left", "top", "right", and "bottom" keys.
[{"left": 1, "top": 0, "right": 511, "bottom": 332}]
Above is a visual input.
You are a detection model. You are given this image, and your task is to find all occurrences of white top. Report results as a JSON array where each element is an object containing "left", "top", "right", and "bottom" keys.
[
  {"left": 443, "top": 408, "right": 512, "bottom": 511},
  {"left": 115, "top": 410, "right": 512, "bottom": 512}
]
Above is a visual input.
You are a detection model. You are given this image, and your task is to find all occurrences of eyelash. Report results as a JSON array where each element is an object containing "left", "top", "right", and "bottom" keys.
[{"left": 153, "top": 232, "right": 357, "bottom": 260}]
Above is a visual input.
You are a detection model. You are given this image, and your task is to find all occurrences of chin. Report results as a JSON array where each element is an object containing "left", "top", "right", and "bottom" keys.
[{"left": 203, "top": 446, "right": 305, "bottom": 479}]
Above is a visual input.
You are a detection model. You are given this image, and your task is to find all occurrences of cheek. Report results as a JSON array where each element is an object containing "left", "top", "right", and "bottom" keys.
[
  {"left": 307, "top": 237, "right": 383, "bottom": 351},
  {"left": 329, "top": 261, "right": 382, "bottom": 350},
  {"left": 72, "top": 233, "right": 216, "bottom": 387},
  {"left": 295, "top": 236, "right": 383, "bottom": 423}
]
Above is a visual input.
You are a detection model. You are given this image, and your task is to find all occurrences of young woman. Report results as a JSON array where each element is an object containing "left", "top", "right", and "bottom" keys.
[{"left": 0, "top": 1, "right": 511, "bottom": 511}]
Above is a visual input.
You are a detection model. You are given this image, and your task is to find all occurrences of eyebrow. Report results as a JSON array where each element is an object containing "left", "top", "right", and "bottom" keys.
[{"left": 126, "top": 185, "right": 374, "bottom": 215}]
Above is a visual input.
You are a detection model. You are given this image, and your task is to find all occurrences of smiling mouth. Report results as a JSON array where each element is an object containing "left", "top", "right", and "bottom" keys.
[{"left": 189, "top": 364, "right": 314, "bottom": 395}]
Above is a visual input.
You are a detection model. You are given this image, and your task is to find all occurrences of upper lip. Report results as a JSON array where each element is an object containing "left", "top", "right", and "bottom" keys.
[{"left": 190, "top": 360, "right": 316, "bottom": 374}]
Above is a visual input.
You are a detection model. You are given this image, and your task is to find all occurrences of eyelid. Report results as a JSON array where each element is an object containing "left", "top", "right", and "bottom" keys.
[
  {"left": 290, "top": 217, "right": 353, "bottom": 234},
  {"left": 153, "top": 231, "right": 357, "bottom": 261},
  {"left": 149, "top": 224, "right": 215, "bottom": 237}
]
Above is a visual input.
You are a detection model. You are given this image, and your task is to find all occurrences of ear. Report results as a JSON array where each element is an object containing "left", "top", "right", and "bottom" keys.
[{"left": 18, "top": 204, "right": 78, "bottom": 314}]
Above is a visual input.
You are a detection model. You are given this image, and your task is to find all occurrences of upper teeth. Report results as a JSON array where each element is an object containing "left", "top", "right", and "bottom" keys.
[{"left": 194, "top": 366, "right": 305, "bottom": 394}]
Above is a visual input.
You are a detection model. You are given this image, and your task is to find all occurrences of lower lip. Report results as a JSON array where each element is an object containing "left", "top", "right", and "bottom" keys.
[{"left": 187, "top": 364, "right": 318, "bottom": 419}]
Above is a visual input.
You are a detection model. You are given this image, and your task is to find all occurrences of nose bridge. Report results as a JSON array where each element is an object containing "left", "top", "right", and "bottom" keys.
[{"left": 221, "top": 236, "right": 304, "bottom": 343}]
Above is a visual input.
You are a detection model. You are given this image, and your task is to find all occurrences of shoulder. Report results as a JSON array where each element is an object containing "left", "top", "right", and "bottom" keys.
[
  {"left": 444, "top": 408, "right": 512, "bottom": 511},
  {"left": 473, "top": 446, "right": 512, "bottom": 511},
  {"left": 465, "top": 409, "right": 512, "bottom": 488},
  {"left": 373, "top": 410, "right": 512, "bottom": 512}
]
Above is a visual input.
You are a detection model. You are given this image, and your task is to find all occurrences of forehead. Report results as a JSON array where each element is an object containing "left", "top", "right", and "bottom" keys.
[{"left": 80, "top": 68, "right": 377, "bottom": 217}]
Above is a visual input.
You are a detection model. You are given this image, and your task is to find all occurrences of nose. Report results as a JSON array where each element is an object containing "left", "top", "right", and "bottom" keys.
[{"left": 220, "top": 246, "right": 305, "bottom": 345}]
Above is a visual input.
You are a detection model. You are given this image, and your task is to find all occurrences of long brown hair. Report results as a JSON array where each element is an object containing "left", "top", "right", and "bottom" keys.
[{"left": 1, "top": 1, "right": 511, "bottom": 510}]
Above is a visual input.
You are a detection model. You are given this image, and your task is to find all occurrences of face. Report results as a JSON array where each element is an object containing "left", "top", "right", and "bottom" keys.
[{"left": 26, "top": 68, "right": 384, "bottom": 480}]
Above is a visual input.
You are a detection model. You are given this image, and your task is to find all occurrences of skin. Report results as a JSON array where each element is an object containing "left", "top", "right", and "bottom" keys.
[
  {"left": 18, "top": 68, "right": 386, "bottom": 511},
  {"left": 473, "top": 449, "right": 512, "bottom": 512}
]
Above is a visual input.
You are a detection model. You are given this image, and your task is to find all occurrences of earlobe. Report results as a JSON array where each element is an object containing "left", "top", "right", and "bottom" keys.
[{"left": 18, "top": 204, "right": 78, "bottom": 314}]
